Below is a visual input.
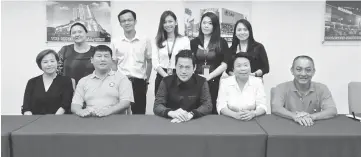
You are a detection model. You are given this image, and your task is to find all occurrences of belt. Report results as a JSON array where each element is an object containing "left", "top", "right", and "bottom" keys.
[
  {"left": 161, "top": 68, "right": 176, "bottom": 74},
  {"left": 127, "top": 76, "right": 145, "bottom": 82}
]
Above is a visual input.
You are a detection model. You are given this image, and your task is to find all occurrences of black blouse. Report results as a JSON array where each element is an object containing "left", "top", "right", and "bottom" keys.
[
  {"left": 190, "top": 37, "right": 230, "bottom": 80},
  {"left": 57, "top": 44, "right": 95, "bottom": 84},
  {"left": 227, "top": 41, "right": 269, "bottom": 77},
  {"left": 22, "top": 75, "right": 74, "bottom": 115}
]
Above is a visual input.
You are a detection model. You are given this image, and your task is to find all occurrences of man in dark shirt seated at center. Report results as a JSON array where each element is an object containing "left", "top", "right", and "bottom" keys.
[{"left": 153, "top": 50, "right": 212, "bottom": 123}]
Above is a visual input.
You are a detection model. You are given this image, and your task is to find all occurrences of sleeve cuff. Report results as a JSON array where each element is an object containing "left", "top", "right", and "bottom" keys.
[
  {"left": 191, "top": 109, "right": 202, "bottom": 119},
  {"left": 21, "top": 109, "right": 29, "bottom": 115},
  {"left": 256, "top": 105, "right": 268, "bottom": 113},
  {"left": 164, "top": 109, "right": 172, "bottom": 118},
  {"left": 153, "top": 65, "right": 160, "bottom": 71},
  {"left": 217, "top": 106, "right": 226, "bottom": 115}
]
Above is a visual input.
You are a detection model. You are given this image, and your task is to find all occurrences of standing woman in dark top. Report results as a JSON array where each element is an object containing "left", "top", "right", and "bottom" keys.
[
  {"left": 227, "top": 19, "right": 269, "bottom": 77},
  {"left": 190, "top": 12, "right": 230, "bottom": 114},
  {"left": 22, "top": 49, "right": 73, "bottom": 115},
  {"left": 57, "top": 22, "right": 95, "bottom": 84}
]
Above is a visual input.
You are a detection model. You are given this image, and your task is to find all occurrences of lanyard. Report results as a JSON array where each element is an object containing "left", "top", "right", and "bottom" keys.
[
  {"left": 204, "top": 48, "right": 208, "bottom": 65},
  {"left": 166, "top": 38, "right": 177, "bottom": 60},
  {"left": 203, "top": 41, "right": 209, "bottom": 65},
  {"left": 239, "top": 43, "right": 248, "bottom": 52}
]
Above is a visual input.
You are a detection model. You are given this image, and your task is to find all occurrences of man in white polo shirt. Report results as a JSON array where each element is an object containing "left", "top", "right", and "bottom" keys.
[
  {"left": 71, "top": 45, "right": 134, "bottom": 117},
  {"left": 111, "top": 9, "right": 152, "bottom": 114}
]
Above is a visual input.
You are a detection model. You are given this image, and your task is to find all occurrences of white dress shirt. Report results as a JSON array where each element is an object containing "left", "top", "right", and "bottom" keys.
[
  {"left": 152, "top": 36, "right": 190, "bottom": 70},
  {"left": 111, "top": 34, "right": 152, "bottom": 79},
  {"left": 217, "top": 75, "right": 267, "bottom": 114}
]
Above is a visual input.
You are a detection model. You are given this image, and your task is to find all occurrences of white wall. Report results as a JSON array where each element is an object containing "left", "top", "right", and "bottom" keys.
[
  {"left": 2, "top": 1, "right": 360, "bottom": 115},
  {"left": 251, "top": 1, "right": 361, "bottom": 114}
]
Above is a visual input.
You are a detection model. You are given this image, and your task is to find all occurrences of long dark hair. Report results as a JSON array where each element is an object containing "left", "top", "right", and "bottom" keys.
[
  {"left": 155, "top": 10, "right": 181, "bottom": 48},
  {"left": 230, "top": 19, "right": 255, "bottom": 52},
  {"left": 198, "top": 12, "right": 221, "bottom": 52}
]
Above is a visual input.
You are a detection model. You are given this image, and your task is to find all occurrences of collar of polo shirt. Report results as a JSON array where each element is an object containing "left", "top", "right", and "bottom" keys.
[
  {"left": 291, "top": 80, "right": 316, "bottom": 95},
  {"left": 90, "top": 70, "right": 115, "bottom": 79}
]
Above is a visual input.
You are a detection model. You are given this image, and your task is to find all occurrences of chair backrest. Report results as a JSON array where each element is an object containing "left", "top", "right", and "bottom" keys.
[
  {"left": 271, "top": 87, "right": 275, "bottom": 104},
  {"left": 269, "top": 87, "right": 275, "bottom": 113},
  {"left": 348, "top": 82, "right": 361, "bottom": 114}
]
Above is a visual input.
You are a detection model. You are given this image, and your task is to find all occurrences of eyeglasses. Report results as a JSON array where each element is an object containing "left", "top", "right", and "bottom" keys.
[{"left": 119, "top": 19, "right": 134, "bottom": 24}]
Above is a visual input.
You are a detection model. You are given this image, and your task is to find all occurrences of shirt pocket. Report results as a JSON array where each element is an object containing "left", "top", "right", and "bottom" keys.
[
  {"left": 309, "top": 99, "right": 321, "bottom": 113},
  {"left": 133, "top": 46, "right": 145, "bottom": 63},
  {"left": 114, "top": 51, "right": 126, "bottom": 63},
  {"left": 104, "top": 81, "right": 119, "bottom": 98}
]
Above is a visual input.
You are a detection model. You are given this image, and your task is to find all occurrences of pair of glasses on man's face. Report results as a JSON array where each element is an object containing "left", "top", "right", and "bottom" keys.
[{"left": 120, "top": 19, "right": 134, "bottom": 24}]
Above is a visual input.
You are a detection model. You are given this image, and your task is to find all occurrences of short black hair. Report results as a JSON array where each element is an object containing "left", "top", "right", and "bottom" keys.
[
  {"left": 175, "top": 50, "right": 195, "bottom": 67},
  {"left": 70, "top": 22, "right": 88, "bottom": 33},
  {"left": 36, "top": 49, "right": 59, "bottom": 69},
  {"left": 292, "top": 55, "right": 315, "bottom": 69},
  {"left": 229, "top": 52, "right": 253, "bottom": 71},
  {"left": 118, "top": 9, "right": 136, "bottom": 22},
  {"left": 94, "top": 45, "right": 112, "bottom": 57}
]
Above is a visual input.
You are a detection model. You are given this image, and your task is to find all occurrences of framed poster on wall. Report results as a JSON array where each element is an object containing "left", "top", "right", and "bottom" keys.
[
  {"left": 46, "top": 1, "right": 111, "bottom": 43},
  {"left": 324, "top": 1, "right": 361, "bottom": 41}
]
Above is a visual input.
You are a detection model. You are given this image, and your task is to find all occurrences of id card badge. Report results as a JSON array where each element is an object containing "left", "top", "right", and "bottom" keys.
[
  {"left": 202, "top": 65, "right": 210, "bottom": 77},
  {"left": 167, "top": 68, "right": 173, "bottom": 75}
]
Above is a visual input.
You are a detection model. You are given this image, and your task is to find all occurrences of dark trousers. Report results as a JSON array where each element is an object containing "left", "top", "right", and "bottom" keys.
[
  {"left": 154, "top": 68, "right": 176, "bottom": 96},
  {"left": 208, "top": 77, "right": 220, "bottom": 114},
  {"left": 128, "top": 77, "right": 147, "bottom": 114}
]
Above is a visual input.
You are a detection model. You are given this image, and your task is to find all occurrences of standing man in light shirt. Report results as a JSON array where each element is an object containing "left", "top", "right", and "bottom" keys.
[
  {"left": 271, "top": 55, "right": 337, "bottom": 126},
  {"left": 71, "top": 45, "right": 134, "bottom": 117},
  {"left": 111, "top": 9, "right": 152, "bottom": 114}
]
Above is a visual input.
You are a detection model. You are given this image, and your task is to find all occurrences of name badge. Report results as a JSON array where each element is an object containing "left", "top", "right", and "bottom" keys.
[
  {"left": 202, "top": 65, "right": 210, "bottom": 77},
  {"left": 167, "top": 68, "right": 173, "bottom": 75}
]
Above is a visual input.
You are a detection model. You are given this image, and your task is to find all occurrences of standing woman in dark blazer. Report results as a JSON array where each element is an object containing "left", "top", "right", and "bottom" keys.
[
  {"left": 22, "top": 49, "right": 74, "bottom": 115},
  {"left": 227, "top": 19, "right": 269, "bottom": 77},
  {"left": 57, "top": 22, "right": 96, "bottom": 85},
  {"left": 190, "top": 12, "right": 230, "bottom": 114}
]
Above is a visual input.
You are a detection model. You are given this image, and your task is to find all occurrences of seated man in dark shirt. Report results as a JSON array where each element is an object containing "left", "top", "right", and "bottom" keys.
[{"left": 153, "top": 50, "right": 212, "bottom": 123}]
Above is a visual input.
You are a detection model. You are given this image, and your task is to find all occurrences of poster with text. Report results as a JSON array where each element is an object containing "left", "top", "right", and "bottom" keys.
[
  {"left": 47, "top": 1, "right": 111, "bottom": 43},
  {"left": 325, "top": 1, "right": 361, "bottom": 41}
]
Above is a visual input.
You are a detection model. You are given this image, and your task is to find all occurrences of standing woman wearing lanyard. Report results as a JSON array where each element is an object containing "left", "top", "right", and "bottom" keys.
[
  {"left": 190, "top": 12, "right": 230, "bottom": 114},
  {"left": 152, "top": 10, "right": 190, "bottom": 95}
]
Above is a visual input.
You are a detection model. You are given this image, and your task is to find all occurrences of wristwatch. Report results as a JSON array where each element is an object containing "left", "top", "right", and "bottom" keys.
[{"left": 189, "top": 111, "right": 194, "bottom": 116}]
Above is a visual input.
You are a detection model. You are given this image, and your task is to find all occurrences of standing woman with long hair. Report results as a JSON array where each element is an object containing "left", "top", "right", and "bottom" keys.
[
  {"left": 152, "top": 10, "right": 190, "bottom": 95},
  {"left": 57, "top": 22, "right": 96, "bottom": 85},
  {"left": 190, "top": 12, "right": 230, "bottom": 114},
  {"left": 227, "top": 19, "right": 269, "bottom": 78}
]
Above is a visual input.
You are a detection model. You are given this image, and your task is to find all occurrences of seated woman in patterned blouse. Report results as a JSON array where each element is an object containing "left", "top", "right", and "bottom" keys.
[
  {"left": 217, "top": 52, "right": 267, "bottom": 120},
  {"left": 22, "top": 49, "right": 74, "bottom": 115}
]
